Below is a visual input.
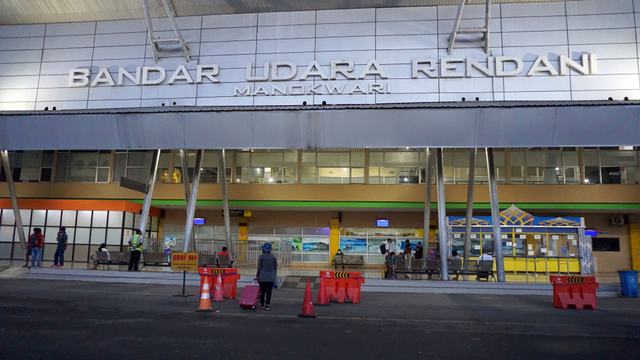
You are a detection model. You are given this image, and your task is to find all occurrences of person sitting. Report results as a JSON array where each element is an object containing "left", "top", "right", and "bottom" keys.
[
  {"left": 218, "top": 246, "right": 234, "bottom": 267},
  {"left": 426, "top": 250, "right": 437, "bottom": 280},
  {"left": 414, "top": 242, "right": 423, "bottom": 260},
  {"left": 385, "top": 252, "right": 397, "bottom": 279},
  {"left": 448, "top": 250, "right": 462, "bottom": 280},
  {"left": 477, "top": 250, "right": 493, "bottom": 265}
]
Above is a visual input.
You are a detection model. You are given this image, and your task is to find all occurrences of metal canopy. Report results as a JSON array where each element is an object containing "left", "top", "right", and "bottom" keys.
[
  {"left": 1, "top": 101, "right": 639, "bottom": 151},
  {"left": 0, "top": 0, "right": 584, "bottom": 25}
]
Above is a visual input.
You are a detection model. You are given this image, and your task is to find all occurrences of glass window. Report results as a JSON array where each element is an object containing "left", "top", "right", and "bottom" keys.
[
  {"left": 92, "top": 211, "right": 108, "bottom": 227},
  {"left": 75, "top": 228, "right": 90, "bottom": 244},
  {"left": 156, "top": 150, "right": 171, "bottom": 183},
  {"left": 46, "top": 210, "right": 61, "bottom": 227},
  {"left": 108, "top": 211, "right": 124, "bottom": 228},
  {"left": 31, "top": 210, "right": 46, "bottom": 226},
  {"left": 1, "top": 209, "right": 15, "bottom": 225},
  {"left": 61, "top": 210, "right": 76, "bottom": 227},
  {"left": 236, "top": 151, "right": 251, "bottom": 184},
  {"left": 76, "top": 211, "right": 92, "bottom": 227},
  {"left": 317, "top": 153, "right": 349, "bottom": 167}
]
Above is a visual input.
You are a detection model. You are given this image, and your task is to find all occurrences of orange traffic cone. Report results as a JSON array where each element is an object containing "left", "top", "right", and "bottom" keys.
[
  {"left": 316, "top": 276, "right": 330, "bottom": 306},
  {"left": 212, "top": 274, "right": 225, "bottom": 302},
  {"left": 196, "top": 276, "right": 212, "bottom": 312},
  {"left": 298, "top": 278, "right": 317, "bottom": 318}
]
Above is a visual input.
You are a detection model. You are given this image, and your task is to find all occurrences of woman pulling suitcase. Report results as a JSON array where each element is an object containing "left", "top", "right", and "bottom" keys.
[{"left": 254, "top": 242, "right": 278, "bottom": 311}]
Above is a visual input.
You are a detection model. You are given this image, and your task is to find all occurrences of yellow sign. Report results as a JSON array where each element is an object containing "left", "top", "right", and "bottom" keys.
[
  {"left": 244, "top": 210, "right": 252, "bottom": 217},
  {"left": 567, "top": 276, "right": 584, "bottom": 284},
  {"left": 171, "top": 252, "right": 198, "bottom": 271},
  {"left": 334, "top": 272, "right": 350, "bottom": 279}
]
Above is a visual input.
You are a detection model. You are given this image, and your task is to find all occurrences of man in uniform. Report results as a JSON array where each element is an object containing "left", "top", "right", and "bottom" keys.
[{"left": 128, "top": 229, "right": 144, "bottom": 271}]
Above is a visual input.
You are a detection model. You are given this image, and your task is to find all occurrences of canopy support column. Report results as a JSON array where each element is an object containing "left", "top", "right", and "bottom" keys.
[
  {"left": 423, "top": 148, "right": 433, "bottom": 253},
  {"left": 139, "top": 150, "right": 161, "bottom": 236},
  {"left": 180, "top": 150, "right": 196, "bottom": 253},
  {"left": 182, "top": 150, "right": 203, "bottom": 253},
  {"left": 463, "top": 148, "right": 477, "bottom": 279},
  {"left": 220, "top": 150, "right": 232, "bottom": 250},
  {"left": 487, "top": 148, "right": 505, "bottom": 282},
  {"left": 1, "top": 150, "right": 26, "bottom": 257},
  {"left": 436, "top": 148, "right": 449, "bottom": 281}
]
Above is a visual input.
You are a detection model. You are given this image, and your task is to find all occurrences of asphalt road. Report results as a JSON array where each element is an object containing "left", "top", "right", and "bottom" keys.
[{"left": 1, "top": 279, "right": 639, "bottom": 360}]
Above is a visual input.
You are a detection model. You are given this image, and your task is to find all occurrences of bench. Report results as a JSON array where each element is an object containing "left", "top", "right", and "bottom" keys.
[
  {"left": 92, "top": 250, "right": 123, "bottom": 269},
  {"left": 332, "top": 254, "right": 364, "bottom": 269},
  {"left": 141, "top": 251, "right": 170, "bottom": 268}
]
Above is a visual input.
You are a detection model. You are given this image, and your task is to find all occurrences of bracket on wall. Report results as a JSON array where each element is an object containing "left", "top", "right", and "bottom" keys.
[
  {"left": 143, "top": 0, "right": 191, "bottom": 63},
  {"left": 447, "top": 0, "right": 491, "bottom": 55}
]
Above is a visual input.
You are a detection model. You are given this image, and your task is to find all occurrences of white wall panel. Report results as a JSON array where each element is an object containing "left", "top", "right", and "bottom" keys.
[
  {"left": 312, "top": 94, "right": 375, "bottom": 105},
  {"left": 378, "top": 7, "right": 436, "bottom": 22},
  {"left": 438, "top": 4, "right": 500, "bottom": 20},
  {"left": 258, "top": 11, "right": 315, "bottom": 26},
  {"left": 0, "top": 76, "right": 39, "bottom": 89},
  {"left": 197, "top": 82, "right": 255, "bottom": 98},
  {"left": 571, "top": 89, "right": 640, "bottom": 101},
  {"left": 376, "top": 93, "right": 439, "bottom": 103},
  {"left": 566, "top": 0, "right": 633, "bottom": 16},
  {"left": 376, "top": 21, "right": 437, "bottom": 36},
  {"left": 36, "top": 88, "right": 89, "bottom": 102},
  {"left": 38, "top": 74, "right": 72, "bottom": 89},
  {"left": 202, "top": 14, "right": 257, "bottom": 29},
  {"left": 503, "top": 76, "right": 571, "bottom": 92},
  {"left": 377, "top": 35, "right": 437, "bottom": 50},
  {"left": 571, "top": 74, "right": 640, "bottom": 90},
  {"left": 437, "top": 48, "right": 503, "bottom": 61},
  {"left": 151, "top": 16, "right": 202, "bottom": 31},
  {"left": 376, "top": 49, "right": 439, "bottom": 65},
  {"left": 316, "top": 23, "right": 375, "bottom": 37},
  {"left": 316, "top": 36, "right": 374, "bottom": 52},
  {"left": 88, "top": 86, "right": 142, "bottom": 101},
  {"left": 257, "top": 38, "right": 315, "bottom": 53},
  {"left": 254, "top": 95, "right": 314, "bottom": 106},
  {"left": 141, "top": 98, "right": 196, "bottom": 107},
  {"left": 255, "top": 53, "right": 315, "bottom": 66},
  {"left": 0, "top": 50, "right": 43, "bottom": 64},
  {"left": 439, "top": 19, "right": 502, "bottom": 34},
  {"left": 440, "top": 77, "right": 493, "bottom": 93},
  {"left": 40, "top": 61, "right": 90, "bottom": 76},
  {"left": 316, "top": 9, "right": 375, "bottom": 24},
  {"left": 88, "top": 99, "right": 140, "bottom": 109},
  {"left": 569, "top": 28, "right": 636, "bottom": 45},
  {"left": 383, "top": 64, "right": 414, "bottom": 79},
  {"left": 199, "top": 54, "right": 256, "bottom": 69},
  {"left": 0, "top": 89, "right": 37, "bottom": 103},
  {"left": 90, "top": 60, "right": 145, "bottom": 72},
  {"left": 502, "top": 16, "right": 567, "bottom": 32},
  {"left": 502, "top": 31, "right": 568, "bottom": 47},
  {"left": 0, "top": 62, "right": 41, "bottom": 76},
  {"left": 207, "top": 67, "right": 246, "bottom": 83},
  {"left": 151, "top": 29, "right": 201, "bottom": 44},
  {"left": 438, "top": 33, "right": 501, "bottom": 49},
  {"left": 42, "top": 47, "right": 93, "bottom": 62},
  {"left": 386, "top": 78, "right": 438, "bottom": 93},
  {"left": 95, "top": 32, "right": 147, "bottom": 47},
  {"left": 439, "top": 92, "right": 494, "bottom": 102},
  {"left": 196, "top": 96, "right": 254, "bottom": 106},
  {"left": 46, "top": 22, "right": 96, "bottom": 36},
  {"left": 0, "top": 24, "right": 45, "bottom": 38},
  {"left": 36, "top": 100, "right": 87, "bottom": 110},
  {"left": 142, "top": 58, "right": 198, "bottom": 71},
  {"left": 504, "top": 91, "right": 571, "bottom": 101},
  {"left": 259, "top": 25, "right": 315, "bottom": 39},
  {"left": 502, "top": 46, "right": 568, "bottom": 61},
  {"left": 314, "top": 51, "right": 375, "bottom": 65},
  {"left": 568, "top": 44, "right": 637, "bottom": 60},
  {"left": 92, "top": 45, "right": 146, "bottom": 60},
  {"left": 200, "top": 41, "right": 256, "bottom": 56},
  {"left": 96, "top": 19, "right": 147, "bottom": 34},
  {"left": 0, "top": 37, "right": 43, "bottom": 51},
  {"left": 202, "top": 27, "right": 257, "bottom": 42},
  {"left": 501, "top": 2, "right": 566, "bottom": 18},
  {"left": 0, "top": 102, "right": 35, "bottom": 111},
  {"left": 567, "top": 14, "right": 635, "bottom": 30},
  {"left": 44, "top": 35, "right": 94, "bottom": 49},
  {"left": 595, "top": 59, "right": 640, "bottom": 75}
]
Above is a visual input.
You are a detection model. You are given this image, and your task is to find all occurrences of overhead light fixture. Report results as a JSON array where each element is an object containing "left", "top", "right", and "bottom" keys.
[
  {"left": 555, "top": 167, "right": 560, "bottom": 171},
  {"left": 585, "top": 179, "right": 590, "bottom": 183}
]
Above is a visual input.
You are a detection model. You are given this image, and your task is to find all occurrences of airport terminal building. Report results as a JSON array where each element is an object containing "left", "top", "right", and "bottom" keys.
[{"left": 1, "top": 0, "right": 640, "bottom": 276}]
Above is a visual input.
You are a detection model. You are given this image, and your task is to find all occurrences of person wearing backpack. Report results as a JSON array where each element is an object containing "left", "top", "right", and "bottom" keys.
[
  {"left": 29, "top": 228, "right": 44, "bottom": 268},
  {"left": 52, "top": 227, "right": 68, "bottom": 268}
]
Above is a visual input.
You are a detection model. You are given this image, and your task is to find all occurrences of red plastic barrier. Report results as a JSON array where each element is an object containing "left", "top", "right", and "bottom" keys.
[
  {"left": 320, "top": 271, "right": 365, "bottom": 304},
  {"left": 550, "top": 276, "right": 599, "bottom": 310},
  {"left": 198, "top": 268, "right": 241, "bottom": 299}
]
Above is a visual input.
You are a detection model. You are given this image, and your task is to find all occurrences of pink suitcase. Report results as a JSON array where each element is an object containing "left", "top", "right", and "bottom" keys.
[{"left": 239, "top": 282, "right": 260, "bottom": 311}]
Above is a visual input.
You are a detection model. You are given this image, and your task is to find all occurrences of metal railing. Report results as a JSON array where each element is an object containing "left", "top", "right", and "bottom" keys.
[{"left": 140, "top": 238, "right": 292, "bottom": 267}]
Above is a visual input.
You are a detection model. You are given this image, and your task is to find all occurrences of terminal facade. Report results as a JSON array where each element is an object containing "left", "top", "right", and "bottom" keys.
[{"left": 1, "top": 0, "right": 640, "bottom": 276}]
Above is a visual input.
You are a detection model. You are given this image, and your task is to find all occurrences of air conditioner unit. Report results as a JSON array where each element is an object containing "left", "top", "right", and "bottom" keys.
[{"left": 610, "top": 216, "right": 625, "bottom": 226}]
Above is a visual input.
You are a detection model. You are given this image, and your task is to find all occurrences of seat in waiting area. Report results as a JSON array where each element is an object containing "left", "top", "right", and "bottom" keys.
[
  {"left": 331, "top": 254, "right": 344, "bottom": 268},
  {"left": 395, "top": 258, "right": 410, "bottom": 272},
  {"left": 476, "top": 260, "right": 496, "bottom": 281},
  {"left": 410, "top": 259, "right": 426, "bottom": 272},
  {"left": 426, "top": 260, "right": 440, "bottom": 278},
  {"left": 448, "top": 259, "right": 462, "bottom": 274},
  {"left": 217, "top": 254, "right": 232, "bottom": 267}
]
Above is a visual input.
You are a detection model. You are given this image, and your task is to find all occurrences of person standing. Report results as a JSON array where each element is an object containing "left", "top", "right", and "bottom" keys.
[
  {"left": 384, "top": 238, "right": 394, "bottom": 255},
  {"left": 128, "top": 229, "right": 143, "bottom": 271},
  {"left": 29, "top": 228, "right": 44, "bottom": 268},
  {"left": 403, "top": 239, "right": 412, "bottom": 258},
  {"left": 254, "top": 242, "right": 278, "bottom": 311},
  {"left": 52, "top": 227, "right": 68, "bottom": 268}
]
